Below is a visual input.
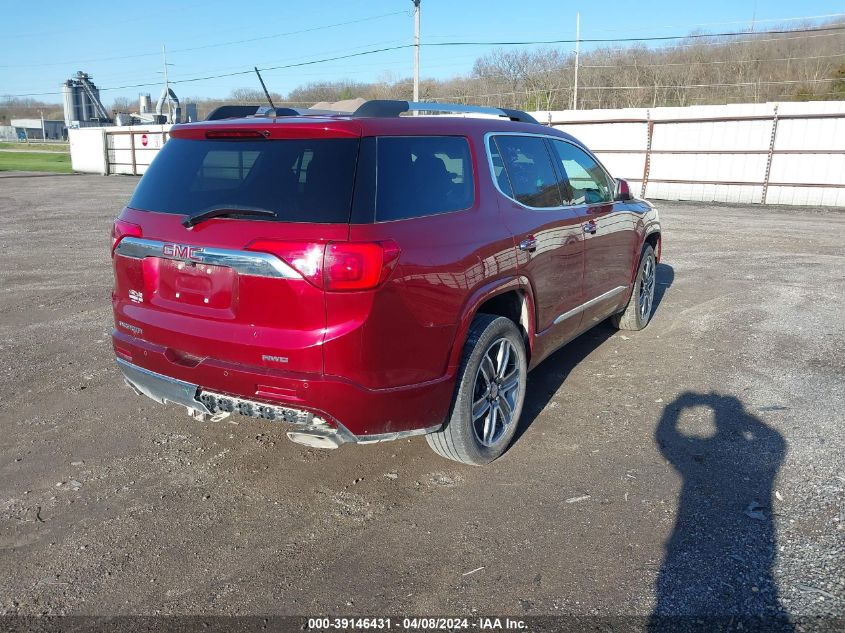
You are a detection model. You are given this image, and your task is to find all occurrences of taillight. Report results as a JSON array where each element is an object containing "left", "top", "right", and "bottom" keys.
[
  {"left": 325, "top": 243, "right": 385, "bottom": 291},
  {"left": 111, "top": 219, "right": 141, "bottom": 255},
  {"left": 246, "top": 240, "right": 400, "bottom": 291},
  {"left": 247, "top": 240, "right": 325, "bottom": 287}
]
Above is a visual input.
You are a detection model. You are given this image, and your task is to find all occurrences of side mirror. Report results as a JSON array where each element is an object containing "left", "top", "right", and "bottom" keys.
[{"left": 615, "top": 178, "right": 633, "bottom": 202}]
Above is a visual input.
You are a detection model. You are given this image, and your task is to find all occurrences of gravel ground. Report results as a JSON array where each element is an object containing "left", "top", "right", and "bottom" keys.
[{"left": 0, "top": 175, "right": 842, "bottom": 625}]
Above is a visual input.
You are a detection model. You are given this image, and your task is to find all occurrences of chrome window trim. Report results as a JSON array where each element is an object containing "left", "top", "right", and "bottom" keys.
[
  {"left": 553, "top": 285, "right": 628, "bottom": 325},
  {"left": 114, "top": 237, "right": 300, "bottom": 279},
  {"left": 484, "top": 131, "right": 616, "bottom": 212}
]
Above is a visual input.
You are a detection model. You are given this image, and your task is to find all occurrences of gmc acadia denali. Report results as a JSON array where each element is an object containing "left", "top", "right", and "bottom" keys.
[{"left": 111, "top": 100, "right": 661, "bottom": 465}]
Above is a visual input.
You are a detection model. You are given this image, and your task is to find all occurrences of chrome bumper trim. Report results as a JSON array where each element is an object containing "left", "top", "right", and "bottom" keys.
[
  {"left": 117, "top": 358, "right": 213, "bottom": 414},
  {"left": 355, "top": 425, "right": 442, "bottom": 444},
  {"left": 114, "top": 236, "right": 299, "bottom": 279},
  {"left": 553, "top": 285, "right": 628, "bottom": 325},
  {"left": 116, "top": 359, "right": 428, "bottom": 445}
]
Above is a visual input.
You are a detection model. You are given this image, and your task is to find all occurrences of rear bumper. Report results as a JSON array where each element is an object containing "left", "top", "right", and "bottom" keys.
[
  {"left": 119, "top": 358, "right": 212, "bottom": 413},
  {"left": 113, "top": 330, "right": 452, "bottom": 440},
  {"left": 117, "top": 357, "right": 358, "bottom": 446}
]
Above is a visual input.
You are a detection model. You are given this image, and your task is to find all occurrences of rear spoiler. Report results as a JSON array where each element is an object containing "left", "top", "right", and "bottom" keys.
[
  {"left": 205, "top": 105, "right": 346, "bottom": 121},
  {"left": 205, "top": 105, "right": 298, "bottom": 121}
]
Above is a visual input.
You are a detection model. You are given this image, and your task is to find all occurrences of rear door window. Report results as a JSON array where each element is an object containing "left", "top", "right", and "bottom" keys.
[
  {"left": 494, "top": 135, "right": 563, "bottom": 209},
  {"left": 375, "top": 136, "right": 474, "bottom": 221},
  {"left": 129, "top": 137, "right": 360, "bottom": 223}
]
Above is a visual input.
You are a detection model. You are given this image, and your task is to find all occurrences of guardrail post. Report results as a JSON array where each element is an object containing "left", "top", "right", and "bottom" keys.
[
  {"left": 101, "top": 129, "right": 109, "bottom": 176},
  {"left": 762, "top": 104, "right": 779, "bottom": 204},
  {"left": 130, "top": 131, "right": 137, "bottom": 176},
  {"left": 641, "top": 110, "right": 653, "bottom": 198}
]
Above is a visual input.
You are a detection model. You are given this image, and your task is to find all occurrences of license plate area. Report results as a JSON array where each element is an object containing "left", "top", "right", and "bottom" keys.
[
  {"left": 198, "top": 390, "right": 315, "bottom": 425},
  {"left": 154, "top": 259, "right": 236, "bottom": 309}
]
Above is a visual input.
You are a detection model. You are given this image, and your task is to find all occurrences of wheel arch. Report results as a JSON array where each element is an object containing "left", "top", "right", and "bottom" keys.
[
  {"left": 644, "top": 230, "right": 662, "bottom": 262},
  {"left": 447, "top": 279, "right": 536, "bottom": 373}
]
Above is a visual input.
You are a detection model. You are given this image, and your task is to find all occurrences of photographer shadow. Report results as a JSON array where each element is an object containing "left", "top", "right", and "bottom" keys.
[{"left": 649, "top": 392, "right": 791, "bottom": 631}]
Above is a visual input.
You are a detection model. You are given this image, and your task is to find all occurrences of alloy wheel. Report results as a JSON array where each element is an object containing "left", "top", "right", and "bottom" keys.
[
  {"left": 471, "top": 337, "right": 522, "bottom": 447},
  {"left": 639, "top": 255, "right": 656, "bottom": 321}
]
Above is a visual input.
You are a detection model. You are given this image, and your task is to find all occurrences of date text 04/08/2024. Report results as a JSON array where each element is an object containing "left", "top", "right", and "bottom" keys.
[{"left": 306, "top": 617, "right": 528, "bottom": 630}]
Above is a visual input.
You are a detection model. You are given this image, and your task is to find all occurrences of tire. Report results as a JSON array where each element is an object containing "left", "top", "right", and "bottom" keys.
[
  {"left": 611, "top": 244, "right": 656, "bottom": 331},
  {"left": 426, "top": 314, "right": 527, "bottom": 465}
]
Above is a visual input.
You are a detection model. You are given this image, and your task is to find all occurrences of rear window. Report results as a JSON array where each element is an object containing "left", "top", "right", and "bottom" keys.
[
  {"left": 374, "top": 136, "right": 474, "bottom": 221},
  {"left": 129, "top": 137, "right": 359, "bottom": 223}
]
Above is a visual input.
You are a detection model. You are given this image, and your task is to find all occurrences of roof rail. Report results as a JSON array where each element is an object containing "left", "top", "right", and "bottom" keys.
[{"left": 352, "top": 100, "right": 538, "bottom": 124}]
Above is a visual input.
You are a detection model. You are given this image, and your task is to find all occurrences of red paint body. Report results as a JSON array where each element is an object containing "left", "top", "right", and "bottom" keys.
[{"left": 112, "top": 115, "right": 661, "bottom": 437}]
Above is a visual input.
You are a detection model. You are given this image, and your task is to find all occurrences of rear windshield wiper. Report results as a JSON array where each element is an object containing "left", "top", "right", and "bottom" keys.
[{"left": 182, "top": 205, "right": 277, "bottom": 228}]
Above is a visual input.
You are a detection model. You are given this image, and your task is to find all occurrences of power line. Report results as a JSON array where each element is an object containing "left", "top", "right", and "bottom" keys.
[
  {"left": 465, "top": 52, "right": 845, "bottom": 85},
  {"left": 4, "top": 24, "right": 845, "bottom": 99},
  {"left": 587, "top": 78, "right": 839, "bottom": 90},
  {"left": 1, "top": 0, "right": 210, "bottom": 40},
  {"left": 424, "top": 13, "right": 845, "bottom": 39},
  {"left": 579, "top": 52, "right": 845, "bottom": 70},
  {"left": 174, "top": 11, "right": 408, "bottom": 56},
  {"left": 2, "top": 11, "right": 408, "bottom": 70},
  {"left": 86, "top": 37, "right": 413, "bottom": 86},
  {"left": 668, "top": 29, "right": 845, "bottom": 50},
  {"left": 445, "top": 37, "right": 845, "bottom": 87},
  {"left": 423, "top": 24, "right": 845, "bottom": 48},
  {"left": 249, "top": 36, "right": 845, "bottom": 84},
  {"left": 430, "top": 77, "right": 840, "bottom": 102},
  {"left": 3, "top": 45, "right": 416, "bottom": 97},
  {"left": 418, "top": 51, "right": 845, "bottom": 97},
  {"left": 564, "top": 12, "right": 845, "bottom": 35}
]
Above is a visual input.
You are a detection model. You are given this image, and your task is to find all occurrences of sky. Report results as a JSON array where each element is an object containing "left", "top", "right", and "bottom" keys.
[{"left": 1, "top": 0, "right": 843, "bottom": 106}]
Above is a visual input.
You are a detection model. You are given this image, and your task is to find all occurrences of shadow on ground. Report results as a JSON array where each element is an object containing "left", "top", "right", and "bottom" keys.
[
  {"left": 652, "top": 262, "right": 673, "bottom": 313},
  {"left": 514, "top": 262, "right": 674, "bottom": 443},
  {"left": 649, "top": 392, "right": 791, "bottom": 631},
  {"left": 511, "top": 262, "right": 792, "bottom": 629}
]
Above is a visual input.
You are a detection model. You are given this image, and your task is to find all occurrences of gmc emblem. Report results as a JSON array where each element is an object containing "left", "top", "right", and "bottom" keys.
[{"left": 162, "top": 243, "right": 203, "bottom": 260}]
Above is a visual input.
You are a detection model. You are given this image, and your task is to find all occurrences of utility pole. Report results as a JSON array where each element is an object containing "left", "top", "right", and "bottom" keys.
[
  {"left": 162, "top": 44, "right": 171, "bottom": 122},
  {"left": 572, "top": 12, "right": 580, "bottom": 110},
  {"left": 413, "top": 0, "right": 421, "bottom": 102},
  {"left": 40, "top": 110, "right": 46, "bottom": 141}
]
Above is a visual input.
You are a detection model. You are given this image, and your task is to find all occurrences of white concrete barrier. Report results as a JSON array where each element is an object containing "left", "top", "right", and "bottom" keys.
[
  {"left": 69, "top": 124, "right": 172, "bottom": 176},
  {"left": 533, "top": 101, "right": 845, "bottom": 207},
  {"left": 68, "top": 102, "right": 845, "bottom": 207}
]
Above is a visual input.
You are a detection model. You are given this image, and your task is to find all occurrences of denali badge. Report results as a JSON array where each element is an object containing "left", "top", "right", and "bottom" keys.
[
  {"left": 162, "top": 243, "right": 203, "bottom": 260},
  {"left": 262, "top": 355, "right": 289, "bottom": 364},
  {"left": 118, "top": 321, "right": 143, "bottom": 336}
]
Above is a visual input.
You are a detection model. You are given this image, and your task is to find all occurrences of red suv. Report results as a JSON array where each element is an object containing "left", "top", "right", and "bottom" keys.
[{"left": 111, "top": 100, "right": 661, "bottom": 465}]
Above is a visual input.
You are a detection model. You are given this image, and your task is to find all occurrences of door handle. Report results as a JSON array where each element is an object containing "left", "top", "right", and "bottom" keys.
[
  {"left": 583, "top": 221, "right": 597, "bottom": 235},
  {"left": 518, "top": 236, "right": 537, "bottom": 252}
]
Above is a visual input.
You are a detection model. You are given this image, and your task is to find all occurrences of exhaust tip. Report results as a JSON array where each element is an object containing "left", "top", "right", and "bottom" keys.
[{"left": 287, "top": 430, "right": 343, "bottom": 450}]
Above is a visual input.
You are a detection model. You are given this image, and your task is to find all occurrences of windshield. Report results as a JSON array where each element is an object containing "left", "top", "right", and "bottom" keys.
[{"left": 129, "top": 137, "right": 360, "bottom": 223}]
